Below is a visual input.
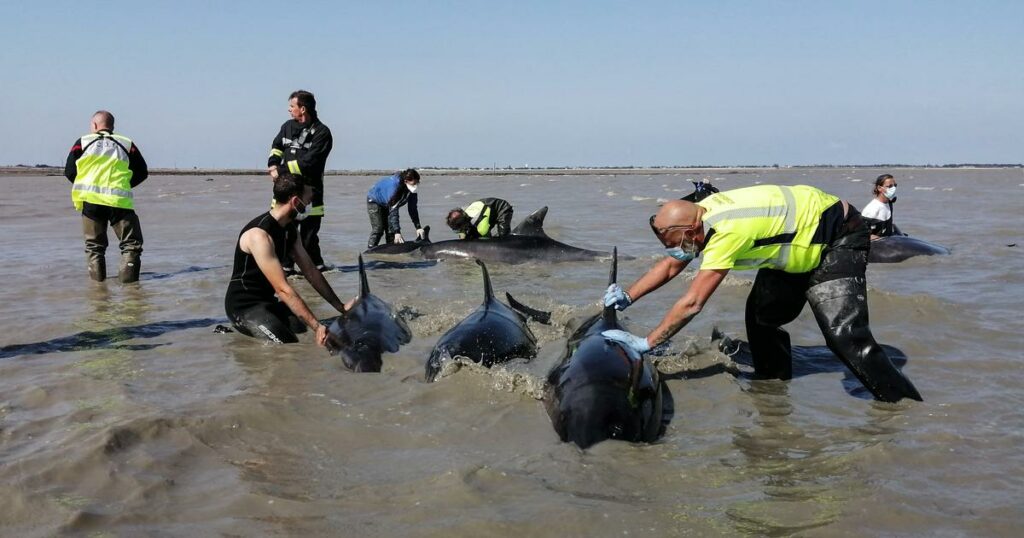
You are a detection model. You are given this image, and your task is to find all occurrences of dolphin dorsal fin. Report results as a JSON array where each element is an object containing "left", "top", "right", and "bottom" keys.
[
  {"left": 476, "top": 258, "right": 494, "bottom": 303},
  {"left": 511, "top": 206, "right": 549, "bottom": 237},
  {"left": 358, "top": 255, "right": 370, "bottom": 297},
  {"left": 602, "top": 247, "right": 618, "bottom": 324},
  {"left": 419, "top": 225, "right": 431, "bottom": 243}
]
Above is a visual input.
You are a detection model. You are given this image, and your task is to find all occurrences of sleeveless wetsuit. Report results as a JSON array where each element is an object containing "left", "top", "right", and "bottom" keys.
[{"left": 224, "top": 212, "right": 305, "bottom": 342}]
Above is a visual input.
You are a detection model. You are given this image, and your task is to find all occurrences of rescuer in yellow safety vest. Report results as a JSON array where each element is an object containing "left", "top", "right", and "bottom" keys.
[
  {"left": 445, "top": 198, "right": 514, "bottom": 239},
  {"left": 601, "top": 184, "right": 922, "bottom": 403},
  {"left": 64, "top": 110, "right": 149, "bottom": 283}
]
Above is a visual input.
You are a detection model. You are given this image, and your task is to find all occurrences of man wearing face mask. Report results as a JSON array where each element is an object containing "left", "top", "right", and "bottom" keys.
[
  {"left": 861, "top": 174, "right": 903, "bottom": 239},
  {"left": 601, "top": 184, "right": 923, "bottom": 403},
  {"left": 267, "top": 90, "right": 334, "bottom": 273},
  {"left": 225, "top": 172, "right": 350, "bottom": 347},
  {"left": 366, "top": 168, "right": 424, "bottom": 248}
]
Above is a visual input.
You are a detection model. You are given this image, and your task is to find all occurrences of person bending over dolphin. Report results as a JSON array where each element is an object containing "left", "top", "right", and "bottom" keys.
[
  {"left": 366, "top": 169, "right": 424, "bottom": 248},
  {"left": 602, "top": 185, "right": 922, "bottom": 403},
  {"left": 225, "top": 173, "right": 352, "bottom": 347},
  {"left": 445, "top": 197, "right": 514, "bottom": 239}
]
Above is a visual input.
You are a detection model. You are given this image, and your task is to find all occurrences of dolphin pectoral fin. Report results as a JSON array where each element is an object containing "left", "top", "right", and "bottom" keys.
[{"left": 506, "top": 292, "right": 551, "bottom": 325}]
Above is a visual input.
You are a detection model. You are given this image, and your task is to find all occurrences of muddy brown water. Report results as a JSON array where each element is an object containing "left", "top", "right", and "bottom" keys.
[{"left": 1, "top": 169, "right": 1022, "bottom": 536}]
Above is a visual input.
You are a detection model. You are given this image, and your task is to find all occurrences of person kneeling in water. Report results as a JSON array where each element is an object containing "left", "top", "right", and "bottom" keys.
[
  {"left": 225, "top": 172, "right": 352, "bottom": 346},
  {"left": 446, "top": 198, "right": 514, "bottom": 239}
]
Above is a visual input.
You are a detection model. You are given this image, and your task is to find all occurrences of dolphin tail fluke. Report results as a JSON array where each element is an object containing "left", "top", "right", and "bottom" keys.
[
  {"left": 475, "top": 258, "right": 494, "bottom": 303},
  {"left": 602, "top": 247, "right": 618, "bottom": 324},
  {"left": 506, "top": 293, "right": 551, "bottom": 325},
  {"left": 511, "top": 206, "right": 549, "bottom": 237},
  {"left": 358, "top": 255, "right": 370, "bottom": 297}
]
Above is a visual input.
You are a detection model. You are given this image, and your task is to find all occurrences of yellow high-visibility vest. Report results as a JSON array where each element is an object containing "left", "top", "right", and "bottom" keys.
[
  {"left": 71, "top": 132, "right": 135, "bottom": 211},
  {"left": 464, "top": 200, "right": 493, "bottom": 237},
  {"left": 696, "top": 185, "right": 841, "bottom": 273}
]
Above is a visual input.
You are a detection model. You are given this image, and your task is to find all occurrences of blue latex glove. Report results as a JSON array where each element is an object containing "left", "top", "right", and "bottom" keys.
[
  {"left": 603, "top": 284, "right": 633, "bottom": 311},
  {"left": 601, "top": 329, "right": 651, "bottom": 360}
]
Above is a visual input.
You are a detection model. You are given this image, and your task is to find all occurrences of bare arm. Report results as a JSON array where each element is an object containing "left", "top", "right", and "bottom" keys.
[
  {"left": 241, "top": 228, "right": 325, "bottom": 336},
  {"left": 290, "top": 240, "right": 348, "bottom": 314},
  {"left": 645, "top": 269, "right": 728, "bottom": 347},
  {"left": 626, "top": 256, "right": 690, "bottom": 302}
]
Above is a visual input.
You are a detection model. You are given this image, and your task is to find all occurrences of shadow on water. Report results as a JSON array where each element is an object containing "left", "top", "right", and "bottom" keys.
[
  {"left": 714, "top": 331, "right": 910, "bottom": 400},
  {"left": 0, "top": 318, "right": 225, "bottom": 359},
  {"left": 141, "top": 265, "right": 227, "bottom": 281}
]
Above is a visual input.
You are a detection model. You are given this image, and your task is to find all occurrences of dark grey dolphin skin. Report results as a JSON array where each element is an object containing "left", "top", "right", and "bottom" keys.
[
  {"left": 363, "top": 226, "right": 432, "bottom": 256},
  {"left": 419, "top": 207, "right": 615, "bottom": 264},
  {"left": 327, "top": 255, "right": 412, "bottom": 372},
  {"left": 868, "top": 235, "right": 950, "bottom": 263},
  {"left": 425, "top": 259, "right": 551, "bottom": 381},
  {"left": 544, "top": 248, "right": 670, "bottom": 449}
]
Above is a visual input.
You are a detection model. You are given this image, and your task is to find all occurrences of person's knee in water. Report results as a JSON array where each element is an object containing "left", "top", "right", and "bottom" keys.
[{"left": 224, "top": 172, "right": 354, "bottom": 348}]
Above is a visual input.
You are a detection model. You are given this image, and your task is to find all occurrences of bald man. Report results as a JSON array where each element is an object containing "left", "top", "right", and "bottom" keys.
[
  {"left": 65, "top": 111, "right": 149, "bottom": 282},
  {"left": 602, "top": 184, "right": 922, "bottom": 403}
]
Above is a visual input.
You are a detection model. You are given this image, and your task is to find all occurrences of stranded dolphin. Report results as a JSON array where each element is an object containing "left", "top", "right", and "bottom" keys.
[
  {"left": 425, "top": 259, "right": 551, "bottom": 381},
  {"left": 544, "top": 248, "right": 670, "bottom": 449},
  {"left": 868, "top": 235, "right": 950, "bottom": 263},
  {"left": 363, "top": 226, "right": 432, "bottom": 256},
  {"left": 418, "top": 207, "right": 616, "bottom": 264},
  {"left": 327, "top": 255, "right": 412, "bottom": 372}
]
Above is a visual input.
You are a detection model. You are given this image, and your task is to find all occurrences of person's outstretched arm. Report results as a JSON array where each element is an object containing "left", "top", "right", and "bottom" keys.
[{"left": 291, "top": 240, "right": 348, "bottom": 314}]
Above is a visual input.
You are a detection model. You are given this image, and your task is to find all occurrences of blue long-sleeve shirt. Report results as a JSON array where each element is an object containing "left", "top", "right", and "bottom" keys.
[{"left": 367, "top": 174, "right": 420, "bottom": 233}]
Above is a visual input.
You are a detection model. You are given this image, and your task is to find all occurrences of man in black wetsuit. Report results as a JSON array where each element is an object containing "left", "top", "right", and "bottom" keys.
[
  {"left": 225, "top": 173, "right": 350, "bottom": 346},
  {"left": 267, "top": 89, "right": 333, "bottom": 274}
]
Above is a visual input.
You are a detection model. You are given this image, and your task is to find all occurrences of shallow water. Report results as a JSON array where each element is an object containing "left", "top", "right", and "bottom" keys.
[{"left": 1, "top": 169, "right": 1022, "bottom": 536}]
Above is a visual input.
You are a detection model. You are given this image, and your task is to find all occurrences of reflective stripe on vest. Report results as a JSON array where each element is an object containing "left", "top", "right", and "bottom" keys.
[
  {"left": 465, "top": 201, "right": 492, "bottom": 237},
  {"left": 697, "top": 185, "right": 839, "bottom": 273},
  {"left": 72, "top": 133, "right": 135, "bottom": 211}
]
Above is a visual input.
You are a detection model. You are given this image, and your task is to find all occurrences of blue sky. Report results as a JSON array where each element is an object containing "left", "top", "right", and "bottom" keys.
[{"left": 1, "top": 1, "right": 1020, "bottom": 168}]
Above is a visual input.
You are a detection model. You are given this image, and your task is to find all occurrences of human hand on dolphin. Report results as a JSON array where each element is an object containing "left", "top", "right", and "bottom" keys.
[
  {"left": 604, "top": 284, "right": 632, "bottom": 311},
  {"left": 601, "top": 329, "right": 650, "bottom": 360}
]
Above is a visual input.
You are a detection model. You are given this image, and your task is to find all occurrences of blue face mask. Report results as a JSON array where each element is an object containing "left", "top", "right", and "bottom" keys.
[
  {"left": 665, "top": 247, "right": 695, "bottom": 262},
  {"left": 884, "top": 186, "right": 897, "bottom": 200},
  {"left": 665, "top": 237, "right": 700, "bottom": 262}
]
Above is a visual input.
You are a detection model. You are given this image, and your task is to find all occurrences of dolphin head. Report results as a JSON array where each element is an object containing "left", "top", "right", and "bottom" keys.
[
  {"left": 339, "top": 340, "right": 384, "bottom": 373},
  {"left": 554, "top": 382, "right": 647, "bottom": 449}
]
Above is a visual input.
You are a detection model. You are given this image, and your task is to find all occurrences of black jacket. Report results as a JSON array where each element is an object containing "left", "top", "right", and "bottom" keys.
[{"left": 268, "top": 117, "right": 333, "bottom": 186}]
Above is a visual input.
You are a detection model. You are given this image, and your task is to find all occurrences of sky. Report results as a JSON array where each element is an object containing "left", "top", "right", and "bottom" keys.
[{"left": 1, "top": 1, "right": 1021, "bottom": 169}]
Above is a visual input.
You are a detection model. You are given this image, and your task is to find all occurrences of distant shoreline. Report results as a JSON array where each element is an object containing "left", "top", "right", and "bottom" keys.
[{"left": 4, "top": 164, "right": 1021, "bottom": 177}]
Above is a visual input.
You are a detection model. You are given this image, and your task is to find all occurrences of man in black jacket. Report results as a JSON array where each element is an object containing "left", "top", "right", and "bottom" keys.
[{"left": 268, "top": 90, "right": 333, "bottom": 273}]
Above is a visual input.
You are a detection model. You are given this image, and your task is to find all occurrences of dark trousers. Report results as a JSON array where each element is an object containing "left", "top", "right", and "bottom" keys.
[
  {"left": 493, "top": 207, "right": 514, "bottom": 236},
  {"left": 744, "top": 217, "right": 922, "bottom": 402},
  {"left": 366, "top": 201, "right": 395, "bottom": 248},
  {"left": 281, "top": 216, "right": 324, "bottom": 268},
  {"left": 229, "top": 302, "right": 307, "bottom": 344},
  {"left": 82, "top": 205, "right": 143, "bottom": 257}
]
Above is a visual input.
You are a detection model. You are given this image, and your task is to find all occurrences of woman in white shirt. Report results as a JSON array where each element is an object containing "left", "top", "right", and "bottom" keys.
[{"left": 861, "top": 174, "right": 901, "bottom": 239}]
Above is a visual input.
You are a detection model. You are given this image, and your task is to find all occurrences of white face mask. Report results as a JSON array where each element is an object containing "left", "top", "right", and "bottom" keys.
[
  {"left": 294, "top": 200, "right": 310, "bottom": 221},
  {"left": 884, "top": 186, "right": 897, "bottom": 200},
  {"left": 405, "top": 182, "right": 418, "bottom": 193}
]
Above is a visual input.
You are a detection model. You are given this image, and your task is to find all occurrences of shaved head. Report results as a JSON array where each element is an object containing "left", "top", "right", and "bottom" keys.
[
  {"left": 653, "top": 200, "right": 700, "bottom": 230},
  {"left": 91, "top": 110, "right": 114, "bottom": 132},
  {"left": 651, "top": 199, "right": 705, "bottom": 247}
]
